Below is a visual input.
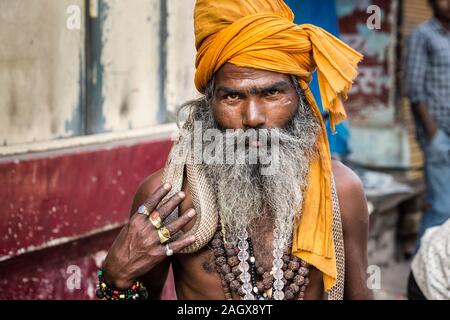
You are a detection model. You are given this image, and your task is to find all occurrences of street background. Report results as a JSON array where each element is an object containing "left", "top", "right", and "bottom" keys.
[{"left": 0, "top": 0, "right": 433, "bottom": 299}]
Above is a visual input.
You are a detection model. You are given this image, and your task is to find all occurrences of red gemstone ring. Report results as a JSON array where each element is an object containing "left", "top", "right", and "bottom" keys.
[{"left": 149, "top": 211, "right": 162, "bottom": 229}]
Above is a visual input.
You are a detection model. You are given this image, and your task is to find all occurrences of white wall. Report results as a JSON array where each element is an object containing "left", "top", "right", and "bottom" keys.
[
  {"left": 166, "top": 0, "right": 199, "bottom": 117},
  {"left": 94, "top": 0, "right": 162, "bottom": 133},
  {"left": 0, "top": 0, "right": 203, "bottom": 149},
  {"left": 0, "top": 0, "right": 85, "bottom": 146}
]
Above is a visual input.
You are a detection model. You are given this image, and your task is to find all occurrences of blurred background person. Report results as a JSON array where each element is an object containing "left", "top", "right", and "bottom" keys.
[
  {"left": 407, "top": 218, "right": 450, "bottom": 300},
  {"left": 405, "top": 0, "right": 450, "bottom": 249}
]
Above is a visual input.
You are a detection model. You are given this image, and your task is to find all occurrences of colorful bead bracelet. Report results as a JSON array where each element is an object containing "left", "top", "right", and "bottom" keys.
[{"left": 95, "top": 268, "right": 148, "bottom": 300}]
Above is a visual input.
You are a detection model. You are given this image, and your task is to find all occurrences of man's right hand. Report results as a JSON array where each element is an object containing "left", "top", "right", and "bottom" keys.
[
  {"left": 412, "top": 102, "right": 439, "bottom": 142},
  {"left": 101, "top": 183, "right": 196, "bottom": 289}
]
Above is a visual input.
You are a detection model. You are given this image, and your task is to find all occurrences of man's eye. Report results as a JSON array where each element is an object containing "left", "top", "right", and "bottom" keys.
[
  {"left": 267, "top": 89, "right": 280, "bottom": 96},
  {"left": 226, "top": 94, "right": 239, "bottom": 101}
]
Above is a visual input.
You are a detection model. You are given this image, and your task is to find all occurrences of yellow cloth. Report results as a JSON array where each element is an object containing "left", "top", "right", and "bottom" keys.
[{"left": 194, "top": 0, "right": 363, "bottom": 292}]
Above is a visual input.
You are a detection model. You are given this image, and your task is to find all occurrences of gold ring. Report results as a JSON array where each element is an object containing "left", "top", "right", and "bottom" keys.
[
  {"left": 149, "top": 211, "right": 162, "bottom": 229},
  {"left": 157, "top": 227, "right": 171, "bottom": 244},
  {"left": 137, "top": 205, "right": 150, "bottom": 217}
]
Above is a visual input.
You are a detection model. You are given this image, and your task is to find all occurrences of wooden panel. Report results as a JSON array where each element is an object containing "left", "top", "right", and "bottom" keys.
[
  {"left": 403, "top": 0, "right": 432, "bottom": 35},
  {"left": 0, "top": 137, "right": 172, "bottom": 260},
  {"left": 0, "top": 0, "right": 85, "bottom": 146},
  {"left": 399, "top": 98, "right": 424, "bottom": 178},
  {"left": 399, "top": 0, "right": 429, "bottom": 175},
  {"left": 0, "top": 227, "right": 176, "bottom": 299}
]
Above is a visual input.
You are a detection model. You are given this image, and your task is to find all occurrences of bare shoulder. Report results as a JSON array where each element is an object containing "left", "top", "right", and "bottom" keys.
[
  {"left": 331, "top": 160, "right": 369, "bottom": 233},
  {"left": 331, "top": 160, "right": 364, "bottom": 197},
  {"left": 331, "top": 162, "right": 372, "bottom": 299}
]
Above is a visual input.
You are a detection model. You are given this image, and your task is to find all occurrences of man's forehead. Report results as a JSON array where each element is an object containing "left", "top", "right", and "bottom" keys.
[{"left": 214, "top": 63, "right": 293, "bottom": 90}]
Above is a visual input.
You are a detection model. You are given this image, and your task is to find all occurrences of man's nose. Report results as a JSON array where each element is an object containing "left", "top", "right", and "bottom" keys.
[{"left": 242, "top": 99, "right": 266, "bottom": 128}]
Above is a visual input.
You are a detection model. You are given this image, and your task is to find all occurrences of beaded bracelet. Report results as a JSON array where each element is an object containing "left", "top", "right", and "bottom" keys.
[{"left": 96, "top": 268, "right": 149, "bottom": 300}]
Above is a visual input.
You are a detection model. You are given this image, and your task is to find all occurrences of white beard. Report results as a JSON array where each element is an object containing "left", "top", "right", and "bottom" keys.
[{"left": 175, "top": 83, "right": 320, "bottom": 249}]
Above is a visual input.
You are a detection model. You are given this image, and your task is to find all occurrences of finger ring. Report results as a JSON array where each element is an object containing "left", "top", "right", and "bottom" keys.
[
  {"left": 137, "top": 205, "right": 150, "bottom": 217},
  {"left": 149, "top": 211, "right": 162, "bottom": 229},
  {"left": 157, "top": 227, "right": 171, "bottom": 244},
  {"left": 165, "top": 244, "right": 173, "bottom": 256}
]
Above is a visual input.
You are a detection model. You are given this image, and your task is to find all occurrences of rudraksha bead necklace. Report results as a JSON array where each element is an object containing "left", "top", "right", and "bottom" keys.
[{"left": 210, "top": 227, "right": 310, "bottom": 300}]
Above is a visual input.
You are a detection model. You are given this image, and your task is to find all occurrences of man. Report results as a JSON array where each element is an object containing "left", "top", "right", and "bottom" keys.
[
  {"left": 407, "top": 218, "right": 450, "bottom": 300},
  {"left": 101, "top": 0, "right": 372, "bottom": 300},
  {"left": 405, "top": 0, "right": 450, "bottom": 248}
]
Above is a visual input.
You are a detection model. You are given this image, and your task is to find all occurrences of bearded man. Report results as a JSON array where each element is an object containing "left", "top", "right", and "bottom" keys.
[{"left": 100, "top": 0, "right": 373, "bottom": 300}]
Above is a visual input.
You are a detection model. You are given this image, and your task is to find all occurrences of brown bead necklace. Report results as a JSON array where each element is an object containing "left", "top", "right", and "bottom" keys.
[{"left": 210, "top": 229, "right": 311, "bottom": 300}]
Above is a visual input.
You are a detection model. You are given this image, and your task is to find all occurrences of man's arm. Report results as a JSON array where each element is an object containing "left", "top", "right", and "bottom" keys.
[
  {"left": 405, "top": 28, "right": 438, "bottom": 140},
  {"left": 411, "top": 102, "right": 438, "bottom": 140},
  {"left": 332, "top": 161, "right": 373, "bottom": 300},
  {"left": 128, "top": 169, "right": 172, "bottom": 299}
]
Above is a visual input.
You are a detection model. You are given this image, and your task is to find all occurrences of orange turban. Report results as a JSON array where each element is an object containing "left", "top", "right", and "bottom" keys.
[{"left": 194, "top": 0, "right": 363, "bottom": 292}]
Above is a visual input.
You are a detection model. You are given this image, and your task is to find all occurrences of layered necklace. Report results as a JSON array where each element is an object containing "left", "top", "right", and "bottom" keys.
[{"left": 211, "top": 226, "right": 310, "bottom": 300}]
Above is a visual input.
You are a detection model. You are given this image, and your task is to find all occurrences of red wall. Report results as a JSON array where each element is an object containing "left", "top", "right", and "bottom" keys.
[{"left": 0, "top": 137, "right": 176, "bottom": 299}]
